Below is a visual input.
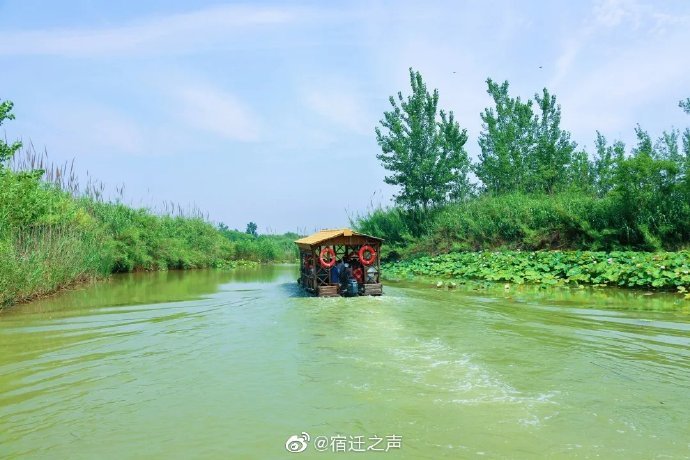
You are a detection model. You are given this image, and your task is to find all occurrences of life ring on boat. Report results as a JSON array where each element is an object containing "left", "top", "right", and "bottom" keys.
[
  {"left": 319, "top": 247, "right": 336, "bottom": 268},
  {"left": 353, "top": 267, "right": 363, "bottom": 283},
  {"left": 358, "top": 245, "right": 377, "bottom": 266}
]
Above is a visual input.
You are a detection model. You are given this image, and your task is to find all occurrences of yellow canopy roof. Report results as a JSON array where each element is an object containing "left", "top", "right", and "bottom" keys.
[{"left": 294, "top": 228, "right": 382, "bottom": 246}]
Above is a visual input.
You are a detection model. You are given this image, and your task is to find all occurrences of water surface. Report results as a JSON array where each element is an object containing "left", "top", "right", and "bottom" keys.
[{"left": 1, "top": 266, "right": 689, "bottom": 459}]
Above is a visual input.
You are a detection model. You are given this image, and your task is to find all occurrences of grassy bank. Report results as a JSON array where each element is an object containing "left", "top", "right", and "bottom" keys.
[
  {"left": 358, "top": 77, "right": 690, "bottom": 293},
  {"left": 0, "top": 97, "right": 298, "bottom": 308},
  {"left": 356, "top": 192, "right": 690, "bottom": 294},
  {"left": 356, "top": 191, "right": 690, "bottom": 258},
  {"left": 0, "top": 164, "right": 297, "bottom": 308},
  {"left": 382, "top": 250, "right": 690, "bottom": 294}
]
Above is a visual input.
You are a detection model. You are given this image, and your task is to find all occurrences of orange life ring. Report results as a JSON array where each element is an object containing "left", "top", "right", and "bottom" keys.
[
  {"left": 358, "top": 245, "right": 377, "bottom": 266},
  {"left": 319, "top": 247, "right": 336, "bottom": 268},
  {"left": 353, "top": 267, "right": 363, "bottom": 283}
]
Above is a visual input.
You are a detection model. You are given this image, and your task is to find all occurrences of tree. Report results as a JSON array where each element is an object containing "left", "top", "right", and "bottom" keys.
[
  {"left": 475, "top": 79, "right": 534, "bottom": 194},
  {"left": 475, "top": 81, "right": 577, "bottom": 195},
  {"left": 670, "top": 99, "right": 690, "bottom": 204},
  {"left": 680, "top": 98, "right": 690, "bottom": 176},
  {"left": 592, "top": 132, "right": 624, "bottom": 197},
  {"left": 613, "top": 140, "right": 680, "bottom": 248},
  {"left": 245, "top": 221, "right": 258, "bottom": 237},
  {"left": 0, "top": 99, "right": 22, "bottom": 169},
  {"left": 632, "top": 124, "right": 654, "bottom": 158},
  {"left": 568, "top": 150, "right": 594, "bottom": 193},
  {"left": 375, "top": 68, "right": 470, "bottom": 212},
  {"left": 531, "top": 88, "right": 577, "bottom": 194},
  {"left": 655, "top": 129, "right": 681, "bottom": 163},
  {"left": 680, "top": 98, "right": 690, "bottom": 115}
]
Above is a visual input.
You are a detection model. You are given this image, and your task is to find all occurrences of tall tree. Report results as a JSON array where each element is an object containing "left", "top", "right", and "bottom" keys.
[
  {"left": 245, "top": 222, "right": 258, "bottom": 237},
  {"left": 679, "top": 98, "right": 690, "bottom": 194},
  {"left": 375, "top": 68, "right": 470, "bottom": 212},
  {"left": 680, "top": 98, "right": 690, "bottom": 115},
  {"left": 684, "top": 127, "right": 690, "bottom": 172},
  {"left": 0, "top": 99, "right": 22, "bottom": 169},
  {"left": 476, "top": 81, "right": 577, "bottom": 194},
  {"left": 655, "top": 129, "right": 681, "bottom": 163},
  {"left": 531, "top": 88, "right": 577, "bottom": 194},
  {"left": 680, "top": 98, "right": 690, "bottom": 173},
  {"left": 613, "top": 130, "right": 680, "bottom": 247},
  {"left": 632, "top": 124, "right": 654, "bottom": 158},
  {"left": 592, "top": 132, "right": 624, "bottom": 197},
  {"left": 567, "top": 150, "right": 594, "bottom": 193},
  {"left": 475, "top": 79, "right": 534, "bottom": 194}
]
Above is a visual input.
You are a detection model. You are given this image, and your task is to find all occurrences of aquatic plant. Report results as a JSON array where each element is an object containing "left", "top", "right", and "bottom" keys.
[{"left": 383, "top": 250, "right": 690, "bottom": 292}]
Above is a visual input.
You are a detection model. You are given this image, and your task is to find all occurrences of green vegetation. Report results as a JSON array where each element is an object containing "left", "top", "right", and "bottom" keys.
[
  {"left": 383, "top": 251, "right": 690, "bottom": 294},
  {"left": 245, "top": 221, "right": 258, "bottom": 237},
  {"left": 358, "top": 190, "right": 690, "bottom": 257},
  {"left": 358, "top": 71, "right": 690, "bottom": 292},
  {"left": 0, "top": 99, "right": 297, "bottom": 307},
  {"left": 476, "top": 80, "right": 578, "bottom": 195},
  {"left": 217, "top": 224, "right": 298, "bottom": 263},
  {"left": 375, "top": 68, "right": 472, "bottom": 212}
]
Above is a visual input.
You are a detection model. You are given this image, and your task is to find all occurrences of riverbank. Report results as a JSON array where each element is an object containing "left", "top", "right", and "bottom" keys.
[
  {"left": 0, "top": 167, "right": 296, "bottom": 309},
  {"left": 382, "top": 250, "right": 690, "bottom": 296}
]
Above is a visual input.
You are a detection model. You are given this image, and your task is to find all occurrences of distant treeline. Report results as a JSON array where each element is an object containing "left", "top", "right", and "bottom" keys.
[
  {"left": 0, "top": 99, "right": 297, "bottom": 307},
  {"left": 357, "top": 70, "right": 690, "bottom": 257}
]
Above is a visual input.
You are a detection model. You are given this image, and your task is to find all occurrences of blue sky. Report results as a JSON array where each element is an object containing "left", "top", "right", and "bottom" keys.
[{"left": 1, "top": 0, "right": 689, "bottom": 233}]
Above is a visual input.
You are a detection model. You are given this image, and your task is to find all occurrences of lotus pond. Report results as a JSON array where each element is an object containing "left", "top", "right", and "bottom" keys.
[{"left": 384, "top": 250, "right": 690, "bottom": 293}]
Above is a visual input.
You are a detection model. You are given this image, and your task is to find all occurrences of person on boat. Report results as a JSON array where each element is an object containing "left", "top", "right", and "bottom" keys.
[
  {"left": 331, "top": 259, "right": 343, "bottom": 284},
  {"left": 366, "top": 266, "right": 376, "bottom": 283},
  {"left": 338, "top": 260, "right": 351, "bottom": 291}
]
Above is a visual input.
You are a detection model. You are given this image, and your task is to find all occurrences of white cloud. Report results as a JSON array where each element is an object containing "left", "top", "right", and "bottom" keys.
[
  {"left": 174, "top": 85, "right": 261, "bottom": 142},
  {"left": 0, "top": 4, "right": 301, "bottom": 57},
  {"left": 593, "top": 0, "right": 641, "bottom": 27},
  {"left": 553, "top": 0, "right": 690, "bottom": 88}
]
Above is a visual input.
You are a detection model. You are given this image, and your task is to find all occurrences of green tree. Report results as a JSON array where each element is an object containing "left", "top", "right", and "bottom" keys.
[
  {"left": 0, "top": 99, "right": 22, "bottom": 169},
  {"left": 592, "top": 132, "right": 624, "bottom": 197},
  {"left": 676, "top": 99, "right": 690, "bottom": 204},
  {"left": 612, "top": 126, "right": 682, "bottom": 247},
  {"left": 568, "top": 150, "right": 594, "bottom": 192},
  {"left": 655, "top": 129, "right": 681, "bottom": 163},
  {"left": 245, "top": 221, "right": 258, "bottom": 237},
  {"left": 632, "top": 124, "right": 654, "bottom": 157},
  {"left": 375, "top": 68, "right": 470, "bottom": 212},
  {"left": 476, "top": 81, "right": 578, "bottom": 194},
  {"left": 680, "top": 98, "right": 690, "bottom": 176},
  {"left": 475, "top": 79, "right": 534, "bottom": 194},
  {"left": 531, "top": 88, "right": 577, "bottom": 194},
  {"left": 680, "top": 98, "right": 690, "bottom": 115}
]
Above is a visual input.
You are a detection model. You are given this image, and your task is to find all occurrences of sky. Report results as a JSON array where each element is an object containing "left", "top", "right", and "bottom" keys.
[{"left": 1, "top": 0, "right": 689, "bottom": 234}]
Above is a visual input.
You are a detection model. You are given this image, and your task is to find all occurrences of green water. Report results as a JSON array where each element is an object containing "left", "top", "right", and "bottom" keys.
[{"left": 1, "top": 266, "right": 689, "bottom": 459}]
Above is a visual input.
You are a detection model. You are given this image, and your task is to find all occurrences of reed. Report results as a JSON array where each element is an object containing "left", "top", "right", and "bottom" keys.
[{"left": 0, "top": 145, "right": 297, "bottom": 308}]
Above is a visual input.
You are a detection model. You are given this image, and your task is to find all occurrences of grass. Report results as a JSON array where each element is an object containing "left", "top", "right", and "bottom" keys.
[
  {"left": 0, "top": 225, "right": 112, "bottom": 305},
  {"left": 355, "top": 191, "right": 690, "bottom": 256},
  {"left": 0, "top": 146, "right": 299, "bottom": 308},
  {"left": 355, "top": 192, "right": 690, "bottom": 295}
]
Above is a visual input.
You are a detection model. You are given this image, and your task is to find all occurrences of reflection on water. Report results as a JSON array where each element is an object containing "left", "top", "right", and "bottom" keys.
[
  {"left": 3, "top": 265, "right": 298, "bottom": 318},
  {"left": 1, "top": 266, "right": 689, "bottom": 459}
]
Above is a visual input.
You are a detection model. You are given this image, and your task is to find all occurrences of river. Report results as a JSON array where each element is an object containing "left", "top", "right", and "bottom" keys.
[{"left": 1, "top": 265, "right": 689, "bottom": 459}]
